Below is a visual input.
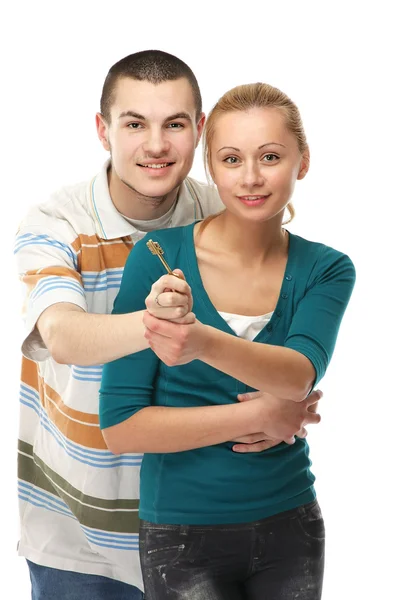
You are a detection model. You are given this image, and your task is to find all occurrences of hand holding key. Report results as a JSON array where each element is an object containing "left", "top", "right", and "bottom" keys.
[{"left": 145, "top": 240, "right": 195, "bottom": 322}]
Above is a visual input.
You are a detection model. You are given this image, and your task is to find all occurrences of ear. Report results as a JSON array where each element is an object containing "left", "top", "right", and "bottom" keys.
[
  {"left": 96, "top": 113, "right": 111, "bottom": 152},
  {"left": 297, "top": 146, "right": 310, "bottom": 180},
  {"left": 195, "top": 112, "right": 206, "bottom": 147}
]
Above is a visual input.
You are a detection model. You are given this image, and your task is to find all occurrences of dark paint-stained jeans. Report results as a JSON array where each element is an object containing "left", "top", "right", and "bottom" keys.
[{"left": 140, "top": 500, "right": 325, "bottom": 600}]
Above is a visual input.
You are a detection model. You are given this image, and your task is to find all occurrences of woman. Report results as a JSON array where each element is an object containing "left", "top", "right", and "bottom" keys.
[{"left": 99, "top": 82, "right": 355, "bottom": 599}]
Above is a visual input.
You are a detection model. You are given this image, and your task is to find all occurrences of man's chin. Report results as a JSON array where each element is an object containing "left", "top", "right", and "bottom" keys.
[{"left": 135, "top": 176, "right": 185, "bottom": 200}]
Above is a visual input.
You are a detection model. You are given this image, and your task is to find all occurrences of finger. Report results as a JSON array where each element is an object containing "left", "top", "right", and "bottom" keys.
[
  {"left": 143, "top": 313, "right": 174, "bottom": 338},
  {"left": 151, "top": 273, "right": 192, "bottom": 297},
  {"left": 169, "top": 312, "right": 196, "bottom": 325},
  {"left": 172, "top": 269, "right": 185, "bottom": 280},
  {"left": 232, "top": 433, "right": 267, "bottom": 444},
  {"left": 283, "top": 436, "right": 296, "bottom": 445},
  {"left": 148, "top": 304, "right": 192, "bottom": 321},
  {"left": 305, "top": 389, "right": 323, "bottom": 407},
  {"left": 305, "top": 412, "right": 321, "bottom": 425},
  {"left": 152, "top": 291, "right": 190, "bottom": 310},
  {"left": 232, "top": 439, "right": 282, "bottom": 453},
  {"left": 237, "top": 390, "right": 264, "bottom": 402},
  {"left": 143, "top": 312, "right": 187, "bottom": 337},
  {"left": 295, "top": 427, "right": 308, "bottom": 439}
]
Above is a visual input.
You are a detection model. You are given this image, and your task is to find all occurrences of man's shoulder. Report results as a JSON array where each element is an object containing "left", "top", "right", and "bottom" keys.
[
  {"left": 17, "top": 177, "right": 94, "bottom": 237},
  {"left": 185, "top": 177, "right": 224, "bottom": 215}
]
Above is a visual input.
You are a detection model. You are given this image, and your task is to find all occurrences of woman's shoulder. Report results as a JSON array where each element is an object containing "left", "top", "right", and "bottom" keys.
[
  {"left": 291, "top": 231, "right": 353, "bottom": 264},
  {"left": 290, "top": 231, "right": 356, "bottom": 284}
]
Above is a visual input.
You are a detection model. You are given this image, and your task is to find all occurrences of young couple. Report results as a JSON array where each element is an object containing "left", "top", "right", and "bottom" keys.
[{"left": 16, "top": 49, "right": 354, "bottom": 600}]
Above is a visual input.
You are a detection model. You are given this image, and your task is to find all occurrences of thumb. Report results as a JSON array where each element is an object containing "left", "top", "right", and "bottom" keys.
[
  {"left": 172, "top": 269, "right": 186, "bottom": 280},
  {"left": 237, "top": 390, "right": 263, "bottom": 402}
]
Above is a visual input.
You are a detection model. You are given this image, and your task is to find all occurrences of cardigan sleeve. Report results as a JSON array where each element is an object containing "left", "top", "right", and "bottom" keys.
[
  {"left": 284, "top": 249, "right": 356, "bottom": 386},
  {"left": 99, "top": 234, "right": 164, "bottom": 430}
]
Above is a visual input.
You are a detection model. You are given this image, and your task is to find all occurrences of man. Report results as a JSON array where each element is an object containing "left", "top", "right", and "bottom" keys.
[{"left": 15, "top": 50, "right": 321, "bottom": 599}]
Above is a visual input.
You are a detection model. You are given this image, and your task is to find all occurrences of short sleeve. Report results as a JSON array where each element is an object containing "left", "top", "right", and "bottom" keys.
[
  {"left": 15, "top": 220, "right": 87, "bottom": 361},
  {"left": 284, "top": 250, "right": 356, "bottom": 386},
  {"left": 99, "top": 235, "right": 164, "bottom": 430}
]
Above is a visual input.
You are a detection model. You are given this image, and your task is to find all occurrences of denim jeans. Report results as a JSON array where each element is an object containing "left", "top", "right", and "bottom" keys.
[
  {"left": 139, "top": 500, "right": 325, "bottom": 600},
  {"left": 26, "top": 560, "right": 143, "bottom": 600}
]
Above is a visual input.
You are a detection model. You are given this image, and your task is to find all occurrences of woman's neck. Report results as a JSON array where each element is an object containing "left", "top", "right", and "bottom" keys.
[{"left": 202, "top": 211, "right": 288, "bottom": 266}]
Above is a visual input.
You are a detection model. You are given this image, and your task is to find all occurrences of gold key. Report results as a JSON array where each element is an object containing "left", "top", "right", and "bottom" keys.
[{"left": 146, "top": 240, "right": 181, "bottom": 277}]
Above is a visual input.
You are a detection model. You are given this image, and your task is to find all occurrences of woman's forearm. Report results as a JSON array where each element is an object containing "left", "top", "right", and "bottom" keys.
[
  {"left": 200, "top": 326, "right": 315, "bottom": 401},
  {"left": 102, "top": 401, "right": 263, "bottom": 454}
]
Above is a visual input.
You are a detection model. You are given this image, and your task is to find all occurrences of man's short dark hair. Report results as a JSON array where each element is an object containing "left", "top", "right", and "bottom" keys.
[{"left": 100, "top": 50, "right": 202, "bottom": 123}]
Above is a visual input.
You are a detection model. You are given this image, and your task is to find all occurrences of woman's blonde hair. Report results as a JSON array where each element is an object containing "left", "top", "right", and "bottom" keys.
[{"left": 203, "top": 82, "right": 309, "bottom": 224}]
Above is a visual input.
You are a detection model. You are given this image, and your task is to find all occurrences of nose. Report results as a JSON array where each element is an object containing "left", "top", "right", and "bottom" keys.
[
  {"left": 241, "top": 161, "right": 264, "bottom": 188},
  {"left": 142, "top": 127, "right": 170, "bottom": 157}
]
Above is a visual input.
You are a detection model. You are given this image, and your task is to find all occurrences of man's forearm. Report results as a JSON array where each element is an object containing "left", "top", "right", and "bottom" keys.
[
  {"left": 38, "top": 305, "right": 148, "bottom": 365},
  {"left": 102, "top": 401, "right": 261, "bottom": 454}
]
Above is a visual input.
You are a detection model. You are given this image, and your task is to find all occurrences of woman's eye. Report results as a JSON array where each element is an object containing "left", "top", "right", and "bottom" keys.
[
  {"left": 263, "top": 153, "right": 279, "bottom": 162},
  {"left": 223, "top": 156, "right": 239, "bottom": 164}
]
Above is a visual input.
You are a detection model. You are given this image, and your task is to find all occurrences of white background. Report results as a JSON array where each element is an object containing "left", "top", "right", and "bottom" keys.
[{"left": 1, "top": 1, "right": 398, "bottom": 597}]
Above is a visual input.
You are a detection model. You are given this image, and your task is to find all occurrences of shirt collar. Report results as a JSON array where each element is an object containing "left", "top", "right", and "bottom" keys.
[{"left": 89, "top": 159, "right": 198, "bottom": 240}]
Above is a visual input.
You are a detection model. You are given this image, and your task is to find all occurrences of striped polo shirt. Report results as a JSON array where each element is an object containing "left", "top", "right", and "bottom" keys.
[{"left": 14, "top": 160, "right": 223, "bottom": 589}]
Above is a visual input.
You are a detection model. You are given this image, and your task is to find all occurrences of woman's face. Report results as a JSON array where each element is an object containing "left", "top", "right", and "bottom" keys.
[{"left": 210, "top": 107, "right": 309, "bottom": 224}]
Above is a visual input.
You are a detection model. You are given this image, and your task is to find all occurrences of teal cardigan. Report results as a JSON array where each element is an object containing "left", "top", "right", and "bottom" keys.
[{"left": 100, "top": 223, "right": 355, "bottom": 525}]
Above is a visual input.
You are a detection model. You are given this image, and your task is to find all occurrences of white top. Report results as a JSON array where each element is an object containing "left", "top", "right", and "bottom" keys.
[
  {"left": 121, "top": 197, "right": 178, "bottom": 233},
  {"left": 218, "top": 310, "right": 274, "bottom": 341}
]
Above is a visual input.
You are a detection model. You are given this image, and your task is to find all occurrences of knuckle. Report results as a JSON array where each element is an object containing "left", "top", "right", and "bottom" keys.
[{"left": 161, "top": 275, "right": 170, "bottom": 286}]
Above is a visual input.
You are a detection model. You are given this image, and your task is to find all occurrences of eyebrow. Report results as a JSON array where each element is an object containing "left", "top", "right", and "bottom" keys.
[
  {"left": 167, "top": 112, "right": 192, "bottom": 122},
  {"left": 118, "top": 110, "right": 192, "bottom": 123},
  {"left": 119, "top": 111, "right": 145, "bottom": 120},
  {"left": 217, "top": 142, "right": 286, "bottom": 153}
]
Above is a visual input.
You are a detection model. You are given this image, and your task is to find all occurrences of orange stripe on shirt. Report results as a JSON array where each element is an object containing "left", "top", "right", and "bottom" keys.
[
  {"left": 39, "top": 378, "right": 107, "bottom": 449},
  {"left": 21, "top": 357, "right": 40, "bottom": 391},
  {"left": 21, "top": 267, "right": 83, "bottom": 294},
  {"left": 72, "top": 235, "right": 133, "bottom": 272},
  {"left": 21, "top": 358, "right": 106, "bottom": 449}
]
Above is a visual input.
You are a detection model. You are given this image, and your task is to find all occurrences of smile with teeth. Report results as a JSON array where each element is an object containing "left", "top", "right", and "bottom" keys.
[{"left": 138, "top": 162, "right": 173, "bottom": 169}]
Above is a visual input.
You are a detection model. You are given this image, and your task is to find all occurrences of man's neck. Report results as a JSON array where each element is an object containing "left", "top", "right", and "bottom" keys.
[{"left": 108, "top": 166, "right": 180, "bottom": 220}]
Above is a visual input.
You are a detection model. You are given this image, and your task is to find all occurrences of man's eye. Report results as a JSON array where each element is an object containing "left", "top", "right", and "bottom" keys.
[
  {"left": 167, "top": 123, "right": 184, "bottom": 129},
  {"left": 127, "top": 123, "right": 142, "bottom": 129},
  {"left": 223, "top": 156, "right": 239, "bottom": 164},
  {"left": 263, "top": 153, "right": 279, "bottom": 162}
]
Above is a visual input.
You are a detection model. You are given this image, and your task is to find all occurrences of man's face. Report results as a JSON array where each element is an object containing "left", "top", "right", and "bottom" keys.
[{"left": 97, "top": 77, "right": 204, "bottom": 200}]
